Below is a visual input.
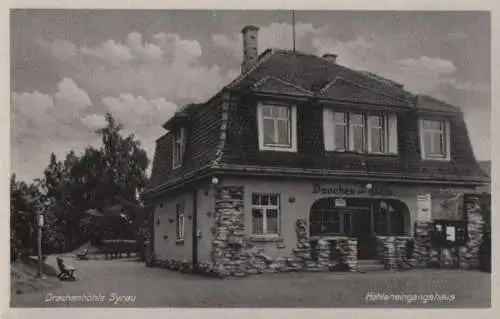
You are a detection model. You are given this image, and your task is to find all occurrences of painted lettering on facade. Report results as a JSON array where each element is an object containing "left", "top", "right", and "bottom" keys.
[{"left": 312, "top": 184, "right": 393, "bottom": 196}]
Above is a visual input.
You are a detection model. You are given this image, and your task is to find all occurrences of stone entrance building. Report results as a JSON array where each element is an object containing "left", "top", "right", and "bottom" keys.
[{"left": 142, "top": 25, "right": 489, "bottom": 276}]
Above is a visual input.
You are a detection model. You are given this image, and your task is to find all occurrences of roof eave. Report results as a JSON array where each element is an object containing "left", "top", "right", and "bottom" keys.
[{"left": 215, "top": 164, "right": 489, "bottom": 186}]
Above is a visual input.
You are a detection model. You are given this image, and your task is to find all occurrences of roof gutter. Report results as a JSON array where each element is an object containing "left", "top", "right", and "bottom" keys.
[{"left": 214, "top": 164, "right": 489, "bottom": 186}]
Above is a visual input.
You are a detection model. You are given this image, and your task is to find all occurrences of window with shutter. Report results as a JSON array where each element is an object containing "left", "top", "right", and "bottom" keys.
[{"left": 323, "top": 109, "right": 398, "bottom": 155}]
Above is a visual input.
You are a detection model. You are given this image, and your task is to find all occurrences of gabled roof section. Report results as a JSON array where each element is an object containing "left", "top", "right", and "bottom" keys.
[
  {"left": 226, "top": 49, "right": 416, "bottom": 105},
  {"left": 319, "top": 77, "right": 413, "bottom": 107},
  {"left": 250, "top": 76, "right": 314, "bottom": 97},
  {"left": 416, "top": 95, "right": 462, "bottom": 114}
]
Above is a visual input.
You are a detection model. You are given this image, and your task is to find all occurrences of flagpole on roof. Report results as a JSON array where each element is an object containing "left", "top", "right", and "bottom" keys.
[{"left": 292, "top": 10, "right": 296, "bottom": 52}]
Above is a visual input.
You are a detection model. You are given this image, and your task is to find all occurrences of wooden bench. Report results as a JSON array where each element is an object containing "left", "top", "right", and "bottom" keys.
[{"left": 76, "top": 248, "right": 89, "bottom": 260}]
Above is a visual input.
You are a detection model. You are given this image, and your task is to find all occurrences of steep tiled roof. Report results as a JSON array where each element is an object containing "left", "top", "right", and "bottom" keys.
[
  {"left": 416, "top": 95, "right": 461, "bottom": 113},
  {"left": 319, "top": 77, "right": 411, "bottom": 107},
  {"left": 144, "top": 49, "right": 488, "bottom": 198},
  {"left": 251, "top": 76, "right": 314, "bottom": 97},
  {"left": 228, "top": 49, "right": 414, "bottom": 103}
]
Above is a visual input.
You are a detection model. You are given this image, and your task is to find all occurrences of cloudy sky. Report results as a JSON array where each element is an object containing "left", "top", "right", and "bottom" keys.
[{"left": 11, "top": 10, "right": 490, "bottom": 183}]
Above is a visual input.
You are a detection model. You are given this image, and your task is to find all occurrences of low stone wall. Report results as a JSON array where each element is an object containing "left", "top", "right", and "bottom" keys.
[{"left": 375, "top": 236, "right": 414, "bottom": 269}]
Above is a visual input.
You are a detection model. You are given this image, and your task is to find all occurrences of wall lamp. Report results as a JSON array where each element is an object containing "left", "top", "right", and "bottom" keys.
[
  {"left": 168, "top": 218, "right": 175, "bottom": 224},
  {"left": 156, "top": 216, "right": 161, "bottom": 227}
]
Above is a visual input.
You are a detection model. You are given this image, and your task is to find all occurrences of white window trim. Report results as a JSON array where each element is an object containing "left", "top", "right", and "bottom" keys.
[
  {"left": 257, "top": 103, "right": 297, "bottom": 152},
  {"left": 251, "top": 193, "right": 281, "bottom": 235},
  {"left": 172, "top": 128, "right": 185, "bottom": 169},
  {"left": 367, "top": 114, "right": 388, "bottom": 155},
  {"left": 176, "top": 203, "right": 184, "bottom": 240},
  {"left": 349, "top": 113, "right": 366, "bottom": 152},
  {"left": 324, "top": 109, "right": 398, "bottom": 155},
  {"left": 419, "top": 118, "right": 451, "bottom": 161}
]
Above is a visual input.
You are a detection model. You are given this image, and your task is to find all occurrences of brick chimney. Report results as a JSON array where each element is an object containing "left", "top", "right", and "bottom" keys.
[
  {"left": 322, "top": 53, "right": 338, "bottom": 63},
  {"left": 241, "top": 25, "right": 260, "bottom": 73}
]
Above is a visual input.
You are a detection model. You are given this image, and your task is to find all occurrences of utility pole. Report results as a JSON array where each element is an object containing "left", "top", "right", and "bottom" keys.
[
  {"left": 36, "top": 211, "right": 43, "bottom": 278},
  {"left": 292, "top": 10, "right": 296, "bottom": 52}
]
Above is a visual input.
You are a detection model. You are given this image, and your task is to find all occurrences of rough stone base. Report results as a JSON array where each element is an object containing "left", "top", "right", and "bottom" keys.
[{"left": 376, "top": 236, "right": 414, "bottom": 269}]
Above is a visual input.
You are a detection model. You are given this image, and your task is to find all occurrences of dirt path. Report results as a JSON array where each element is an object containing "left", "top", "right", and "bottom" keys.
[{"left": 11, "top": 259, "right": 491, "bottom": 308}]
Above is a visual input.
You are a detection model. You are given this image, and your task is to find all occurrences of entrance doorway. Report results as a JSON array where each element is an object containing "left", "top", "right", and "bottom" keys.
[{"left": 309, "top": 197, "right": 410, "bottom": 260}]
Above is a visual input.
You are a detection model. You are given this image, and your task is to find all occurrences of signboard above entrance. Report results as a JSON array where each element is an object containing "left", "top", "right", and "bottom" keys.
[{"left": 312, "top": 184, "right": 394, "bottom": 197}]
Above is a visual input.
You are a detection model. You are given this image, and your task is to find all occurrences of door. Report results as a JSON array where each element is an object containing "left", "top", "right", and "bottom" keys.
[{"left": 353, "top": 209, "right": 376, "bottom": 260}]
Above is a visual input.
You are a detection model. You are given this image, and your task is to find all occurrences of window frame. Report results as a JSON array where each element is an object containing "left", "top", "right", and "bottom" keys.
[
  {"left": 420, "top": 118, "right": 451, "bottom": 161},
  {"left": 257, "top": 103, "right": 297, "bottom": 152},
  {"left": 251, "top": 193, "right": 281, "bottom": 236},
  {"left": 172, "top": 128, "right": 185, "bottom": 169},
  {"left": 309, "top": 209, "right": 353, "bottom": 237},
  {"left": 175, "top": 203, "right": 184, "bottom": 240},
  {"left": 330, "top": 111, "right": 390, "bottom": 154},
  {"left": 367, "top": 113, "right": 387, "bottom": 154}
]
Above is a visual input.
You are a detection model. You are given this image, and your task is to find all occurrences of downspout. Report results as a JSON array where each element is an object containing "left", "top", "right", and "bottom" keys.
[{"left": 191, "top": 187, "right": 198, "bottom": 271}]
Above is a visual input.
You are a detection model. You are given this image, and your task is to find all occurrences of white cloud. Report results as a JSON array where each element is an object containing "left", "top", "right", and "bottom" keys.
[
  {"left": 81, "top": 39, "right": 134, "bottom": 62},
  {"left": 81, "top": 114, "right": 108, "bottom": 130},
  {"left": 36, "top": 32, "right": 236, "bottom": 103},
  {"left": 126, "top": 32, "right": 164, "bottom": 62},
  {"left": 396, "top": 56, "right": 457, "bottom": 76},
  {"left": 311, "top": 33, "right": 460, "bottom": 94},
  {"left": 213, "top": 22, "right": 327, "bottom": 59},
  {"left": 102, "top": 94, "right": 178, "bottom": 132},
  {"left": 12, "top": 78, "right": 94, "bottom": 143},
  {"left": 12, "top": 78, "right": 101, "bottom": 182},
  {"left": 154, "top": 32, "right": 202, "bottom": 63}
]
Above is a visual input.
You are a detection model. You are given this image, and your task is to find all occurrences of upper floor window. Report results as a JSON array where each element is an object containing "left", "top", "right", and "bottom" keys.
[
  {"left": 369, "top": 115, "right": 386, "bottom": 153},
  {"left": 324, "top": 109, "right": 398, "bottom": 154},
  {"left": 172, "top": 128, "right": 185, "bottom": 169},
  {"left": 334, "top": 112, "right": 348, "bottom": 149},
  {"left": 257, "top": 103, "right": 297, "bottom": 152},
  {"left": 420, "top": 118, "right": 450, "bottom": 160},
  {"left": 350, "top": 113, "right": 366, "bottom": 152}
]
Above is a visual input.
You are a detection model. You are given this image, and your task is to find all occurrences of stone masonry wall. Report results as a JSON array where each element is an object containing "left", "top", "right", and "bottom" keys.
[
  {"left": 211, "top": 186, "right": 246, "bottom": 276},
  {"left": 411, "top": 195, "right": 484, "bottom": 270},
  {"left": 376, "top": 236, "right": 415, "bottom": 269}
]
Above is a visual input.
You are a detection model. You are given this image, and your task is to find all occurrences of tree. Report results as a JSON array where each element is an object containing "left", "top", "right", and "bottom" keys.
[{"left": 33, "top": 112, "right": 150, "bottom": 251}]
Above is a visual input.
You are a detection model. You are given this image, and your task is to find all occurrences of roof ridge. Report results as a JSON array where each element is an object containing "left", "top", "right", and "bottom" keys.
[
  {"left": 321, "top": 76, "right": 413, "bottom": 104},
  {"left": 330, "top": 61, "right": 415, "bottom": 96},
  {"left": 416, "top": 94, "right": 461, "bottom": 110},
  {"left": 226, "top": 49, "right": 278, "bottom": 90}
]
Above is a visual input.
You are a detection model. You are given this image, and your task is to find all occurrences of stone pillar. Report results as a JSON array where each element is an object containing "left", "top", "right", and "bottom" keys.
[
  {"left": 463, "top": 196, "right": 484, "bottom": 269},
  {"left": 212, "top": 186, "right": 246, "bottom": 276},
  {"left": 413, "top": 221, "right": 432, "bottom": 268},
  {"left": 292, "top": 217, "right": 311, "bottom": 269},
  {"left": 346, "top": 238, "right": 358, "bottom": 271},
  {"left": 316, "top": 238, "right": 332, "bottom": 270},
  {"left": 335, "top": 238, "right": 358, "bottom": 271}
]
